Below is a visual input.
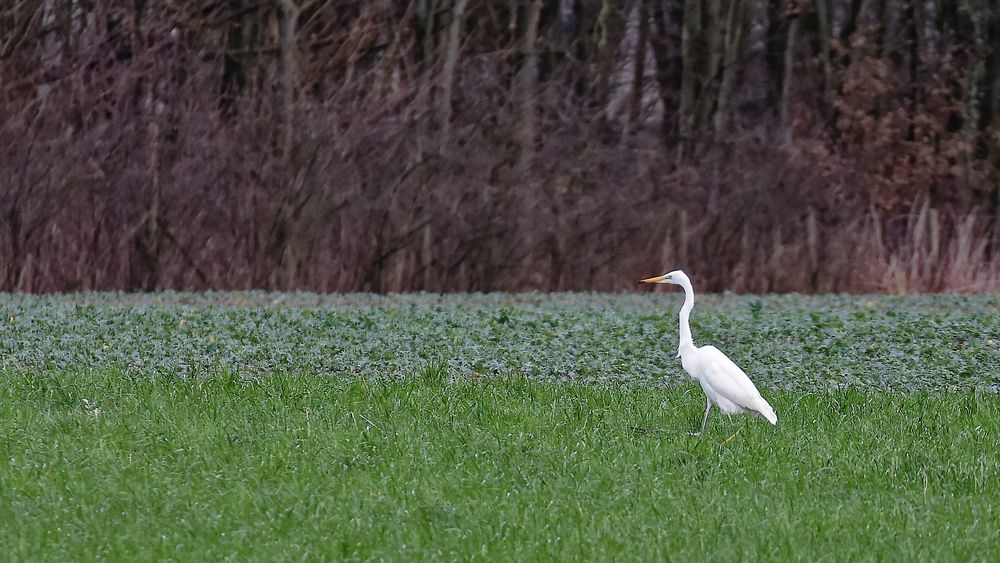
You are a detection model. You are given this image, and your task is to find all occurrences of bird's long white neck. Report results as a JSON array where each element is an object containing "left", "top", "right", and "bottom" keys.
[{"left": 677, "top": 279, "right": 695, "bottom": 354}]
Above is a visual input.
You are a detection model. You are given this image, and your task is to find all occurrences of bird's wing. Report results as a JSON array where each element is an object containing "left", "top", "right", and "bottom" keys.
[{"left": 694, "top": 345, "right": 766, "bottom": 410}]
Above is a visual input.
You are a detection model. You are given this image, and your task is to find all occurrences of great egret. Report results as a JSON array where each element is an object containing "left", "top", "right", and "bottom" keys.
[{"left": 640, "top": 270, "right": 777, "bottom": 435}]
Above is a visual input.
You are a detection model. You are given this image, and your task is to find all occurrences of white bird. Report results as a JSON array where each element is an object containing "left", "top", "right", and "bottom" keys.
[{"left": 640, "top": 270, "right": 777, "bottom": 435}]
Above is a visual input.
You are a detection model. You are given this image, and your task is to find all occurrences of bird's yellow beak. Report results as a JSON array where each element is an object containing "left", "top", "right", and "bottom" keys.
[{"left": 639, "top": 274, "right": 668, "bottom": 284}]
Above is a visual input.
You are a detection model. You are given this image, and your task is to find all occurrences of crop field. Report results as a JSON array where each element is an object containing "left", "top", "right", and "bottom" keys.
[{"left": 1, "top": 292, "right": 999, "bottom": 560}]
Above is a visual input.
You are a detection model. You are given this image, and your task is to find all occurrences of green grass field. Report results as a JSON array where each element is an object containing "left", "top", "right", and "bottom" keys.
[{"left": 1, "top": 292, "right": 998, "bottom": 560}]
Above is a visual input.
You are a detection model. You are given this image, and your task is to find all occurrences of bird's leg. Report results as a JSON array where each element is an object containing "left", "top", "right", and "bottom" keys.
[
  {"left": 690, "top": 398, "right": 712, "bottom": 436},
  {"left": 727, "top": 414, "right": 734, "bottom": 428}
]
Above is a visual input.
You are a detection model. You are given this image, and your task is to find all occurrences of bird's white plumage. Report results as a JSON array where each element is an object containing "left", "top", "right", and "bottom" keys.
[
  {"left": 681, "top": 345, "right": 777, "bottom": 423},
  {"left": 640, "top": 269, "right": 776, "bottom": 434}
]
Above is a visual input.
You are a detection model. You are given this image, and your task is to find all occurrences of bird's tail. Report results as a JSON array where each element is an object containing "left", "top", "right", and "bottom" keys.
[{"left": 756, "top": 399, "right": 777, "bottom": 425}]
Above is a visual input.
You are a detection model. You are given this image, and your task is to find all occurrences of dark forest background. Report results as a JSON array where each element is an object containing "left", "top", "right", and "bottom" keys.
[{"left": 1, "top": 0, "right": 999, "bottom": 293}]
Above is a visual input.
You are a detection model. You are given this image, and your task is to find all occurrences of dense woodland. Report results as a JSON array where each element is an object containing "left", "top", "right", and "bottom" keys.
[{"left": 1, "top": 1, "right": 998, "bottom": 293}]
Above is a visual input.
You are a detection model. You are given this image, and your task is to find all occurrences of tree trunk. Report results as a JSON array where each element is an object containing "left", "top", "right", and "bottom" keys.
[
  {"left": 975, "top": 0, "right": 1000, "bottom": 227},
  {"left": 440, "top": 0, "right": 470, "bottom": 144},
  {"left": 648, "top": 0, "right": 685, "bottom": 148},
  {"left": 977, "top": 1, "right": 1000, "bottom": 147},
  {"left": 813, "top": 0, "right": 832, "bottom": 119},
  {"left": 518, "top": 0, "right": 542, "bottom": 171},
  {"left": 780, "top": 2, "right": 801, "bottom": 142},
  {"left": 678, "top": 0, "right": 702, "bottom": 148},
  {"left": 221, "top": 0, "right": 247, "bottom": 114},
  {"left": 679, "top": 0, "right": 725, "bottom": 152},
  {"left": 628, "top": 0, "right": 650, "bottom": 129},
  {"left": 279, "top": 0, "right": 299, "bottom": 162},
  {"left": 414, "top": 0, "right": 438, "bottom": 158},
  {"left": 766, "top": 0, "right": 788, "bottom": 110},
  {"left": 840, "top": 0, "right": 868, "bottom": 45},
  {"left": 715, "top": 0, "right": 748, "bottom": 137}
]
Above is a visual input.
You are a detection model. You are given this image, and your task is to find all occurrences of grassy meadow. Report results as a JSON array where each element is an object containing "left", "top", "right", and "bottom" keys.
[{"left": 0, "top": 292, "right": 998, "bottom": 560}]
